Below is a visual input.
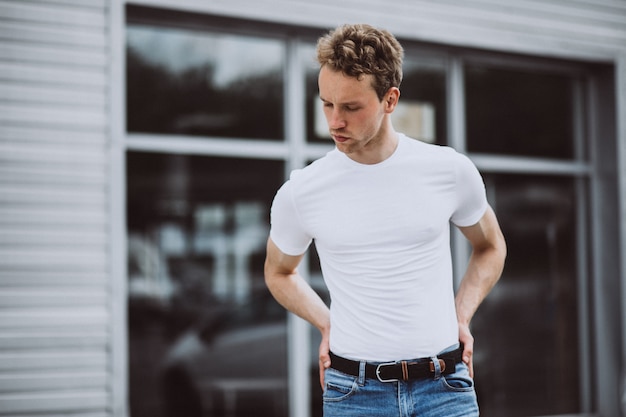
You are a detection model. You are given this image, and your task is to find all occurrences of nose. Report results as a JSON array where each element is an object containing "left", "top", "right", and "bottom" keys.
[{"left": 328, "top": 108, "right": 346, "bottom": 130}]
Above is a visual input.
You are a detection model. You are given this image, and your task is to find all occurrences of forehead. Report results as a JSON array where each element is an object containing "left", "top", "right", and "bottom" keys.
[{"left": 318, "top": 66, "right": 377, "bottom": 102}]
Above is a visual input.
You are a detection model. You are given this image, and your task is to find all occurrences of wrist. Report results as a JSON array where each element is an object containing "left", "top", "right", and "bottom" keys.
[{"left": 456, "top": 313, "right": 471, "bottom": 326}]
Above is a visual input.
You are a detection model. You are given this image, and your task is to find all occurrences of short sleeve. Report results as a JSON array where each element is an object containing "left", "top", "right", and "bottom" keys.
[
  {"left": 269, "top": 179, "right": 313, "bottom": 256},
  {"left": 450, "top": 153, "right": 488, "bottom": 227}
]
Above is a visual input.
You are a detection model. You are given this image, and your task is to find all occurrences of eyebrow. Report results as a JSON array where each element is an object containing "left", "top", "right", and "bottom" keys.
[{"left": 319, "top": 96, "right": 361, "bottom": 106}]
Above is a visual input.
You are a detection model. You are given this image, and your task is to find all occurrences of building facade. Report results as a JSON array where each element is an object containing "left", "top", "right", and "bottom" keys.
[{"left": 1, "top": 1, "right": 626, "bottom": 416}]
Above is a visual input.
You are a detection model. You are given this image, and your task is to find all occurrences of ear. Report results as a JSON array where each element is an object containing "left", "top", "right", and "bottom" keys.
[{"left": 384, "top": 87, "right": 400, "bottom": 113}]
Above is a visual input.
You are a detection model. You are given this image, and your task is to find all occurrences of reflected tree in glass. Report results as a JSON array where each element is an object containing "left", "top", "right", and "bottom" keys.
[{"left": 127, "top": 25, "right": 285, "bottom": 140}]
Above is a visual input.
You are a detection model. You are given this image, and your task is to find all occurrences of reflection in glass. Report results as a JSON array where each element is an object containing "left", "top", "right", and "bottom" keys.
[
  {"left": 127, "top": 152, "right": 290, "bottom": 417},
  {"left": 465, "top": 65, "right": 575, "bottom": 159},
  {"left": 127, "top": 25, "right": 285, "bottom": 139},
  {"left": 305, "top": 46, "right": 447, "bottom": 145},
  {"left": 473, "top": 175, "right": 581, "bottom": 417},
  {"left": 399, "top": 55, "right": 447, "bottom": 144}
]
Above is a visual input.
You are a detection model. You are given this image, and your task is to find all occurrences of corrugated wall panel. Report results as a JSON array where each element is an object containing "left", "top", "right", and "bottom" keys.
[
  {"left": 148, "top": 0, "right": 626, "bottom": 60},
  {"left": 315, "top": 0, "right": 626, "bottom": 58},
  {"left": 0, "top": 392, "right": 109, "bottom": 414},
  {"left": 0, "top": 351, "right": 108, "bottom": 372},
  {"left": 1, "top": 414, "right": 108, "bottom": 417},
  {"left": 0, "top": 84, "right": 106, "bottom": 107},
  {"left": 0, "top": 2, "right": 106, "bottom": 27},
  {"left": 0, "top": 0, "right": 111, "bottom": 416},
  {"left": 0, "top": 61, "right": 106, "bottom": 86},
  {"left": 0, "top": 21, "right": 106, "bottom": 47},
  {"left": 0, "top": 125, "right": 106, "bottom": 146},
  {"left": 0, "top": 372, "right": 108, "bottom": 392},
  {"left": 0, "top": 43, "right": 107, "bottom": 67},
  {"left": 383, "top": 1, "right": 626, "bottom": 41}
]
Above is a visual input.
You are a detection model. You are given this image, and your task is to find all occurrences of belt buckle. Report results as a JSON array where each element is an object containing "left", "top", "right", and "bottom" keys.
[{"left": 375, "top": 362, "right": 399, "bottom": 383}]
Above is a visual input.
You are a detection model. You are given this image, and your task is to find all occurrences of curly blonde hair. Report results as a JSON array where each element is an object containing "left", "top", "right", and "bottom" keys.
[{"left": 316, "top": 24, "right": 404, "bottom": 100}]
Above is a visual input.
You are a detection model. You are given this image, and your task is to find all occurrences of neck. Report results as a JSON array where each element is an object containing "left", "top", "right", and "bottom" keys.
[{"left": 353, "top": 124, "right": 399, "bottom": 165}]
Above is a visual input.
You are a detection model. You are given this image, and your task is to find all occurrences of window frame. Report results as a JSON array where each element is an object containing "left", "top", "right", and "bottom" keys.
[
  {"left": 450, "top": 52, "right": 593, "bottom": 414},
  {"left": 120, "top": 8, "right": 600, "bottom": 416}
]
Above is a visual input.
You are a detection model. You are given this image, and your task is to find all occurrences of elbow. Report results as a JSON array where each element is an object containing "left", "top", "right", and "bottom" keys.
[
  {"left": 493, "top": 234, "right": 507, "bottom": 278},
  {"left": 475, "top": 234, "right": 507, "bottom": 280},
  {"left": 495, "top": 233, "right": 507, "bottom": 262},
  {"left": 264, "top": 257, "right": 276, "bottom": 288}
]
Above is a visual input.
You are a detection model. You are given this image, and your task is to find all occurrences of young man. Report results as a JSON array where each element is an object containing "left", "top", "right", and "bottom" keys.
[{"left": 265, "top": 24, "right": 506, "bottom": 416}]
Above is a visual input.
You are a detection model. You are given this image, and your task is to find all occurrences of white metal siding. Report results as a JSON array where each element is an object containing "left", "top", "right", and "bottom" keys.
[
  {"left": 0, "top": 0, "right": 111, "bottom": 416},
  {"left": 131, "top": 0, "right": 626, "bottom": 61}
]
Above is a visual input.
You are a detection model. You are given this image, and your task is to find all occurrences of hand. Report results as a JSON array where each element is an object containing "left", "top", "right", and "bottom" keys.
[
  {"left": 318, "top": 330, "right": 331, "bottom": 389},
  {"left": 458, "top": 323, "right": 475, "bottom": 378}
]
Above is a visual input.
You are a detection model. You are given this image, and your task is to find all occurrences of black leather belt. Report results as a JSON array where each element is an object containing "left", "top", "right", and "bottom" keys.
[{"left": 329, "top": 345, "right": 463, "bottom": 382}]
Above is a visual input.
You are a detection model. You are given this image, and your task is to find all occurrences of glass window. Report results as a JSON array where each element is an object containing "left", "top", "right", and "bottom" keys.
[
  {"left": 124, "top": 13, "right": 594, "bottom": 417},
  {"left": 127, "top": 152, "right": 288, "bottom": 417},
  {"left": 397, "top": 54, "right": 447, "bottom": 145},
  {"left": 302, "top": 42, "right": 326, "bottom": 144},
  {"left": 127, "top": 25, "right": 285, "bottom": 140},
  {"left": 473, "top": 174, "right": 581, "bottom": 417},
  {"left": 305, "top": 46, "right": 447, "bottom": 145},
  {"left": 465, "top": 65, "right": 575, "bottom": 159}
]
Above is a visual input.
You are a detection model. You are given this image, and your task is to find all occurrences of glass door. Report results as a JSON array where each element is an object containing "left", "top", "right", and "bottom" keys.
[
  {"left": 463, "top": 59, "right": 590, "bottom": 416},
  {"left": 472, "top": 174, "right": 583, "bottom": 416}
]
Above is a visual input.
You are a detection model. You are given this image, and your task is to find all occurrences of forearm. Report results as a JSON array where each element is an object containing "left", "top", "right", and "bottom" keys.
[
  {"left": 264, "top": 238, "right": 330, "bottom": 334},
  {"left": 455, "top": 245, "right": 505, "bottom": 326},
  {"left": 265, "top": 269, "right": 331, "bottom": 334},
  {"left": 455, "top": 206, "right": 506, "bottom": 326}
]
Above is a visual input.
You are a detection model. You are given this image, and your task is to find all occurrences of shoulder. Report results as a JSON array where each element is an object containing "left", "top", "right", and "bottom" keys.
[
  {"left": 399, "top": 134, "right": 468, "bottom": 164},
  {"left": 398, "top": 136, "right": 482, "bottom": 187},
  {"left": 288, "top": 148, "right": 341, "bottom": 183}
]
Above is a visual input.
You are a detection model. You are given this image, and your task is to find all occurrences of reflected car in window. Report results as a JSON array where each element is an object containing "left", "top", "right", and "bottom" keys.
[{"left": 160, "top": 284, "right": 328, "bottom": 417}]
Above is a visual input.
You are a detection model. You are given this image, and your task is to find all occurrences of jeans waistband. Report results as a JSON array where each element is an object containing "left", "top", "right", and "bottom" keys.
[{"left": 329, "top": 344, "right": 464, "bottom": 382}]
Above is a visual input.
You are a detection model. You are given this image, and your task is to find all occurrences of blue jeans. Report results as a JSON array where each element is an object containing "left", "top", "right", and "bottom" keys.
[{"left": 323, "top": 358, "right": 478, "bottom": 417}]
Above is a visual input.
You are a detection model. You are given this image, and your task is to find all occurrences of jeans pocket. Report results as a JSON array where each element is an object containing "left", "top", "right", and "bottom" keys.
[
  {"left": 441, "top": 363, "right": 475, "bottom": 392},
  {"left": 323, "top": 369, "right": 359, "bottom": 402}
]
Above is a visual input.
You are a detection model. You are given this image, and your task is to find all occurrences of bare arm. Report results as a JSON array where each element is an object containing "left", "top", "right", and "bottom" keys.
[
  {"left": 264, "top": 237, "right": 331, "bottom": 387},
  {"left": 455, "top": 205, "right": 507, "bottom": 377}
]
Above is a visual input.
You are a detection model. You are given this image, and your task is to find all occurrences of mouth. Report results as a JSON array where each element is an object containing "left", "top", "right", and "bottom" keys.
[{"left": 331, "top": 133, "right": 350, "bottom": 143}]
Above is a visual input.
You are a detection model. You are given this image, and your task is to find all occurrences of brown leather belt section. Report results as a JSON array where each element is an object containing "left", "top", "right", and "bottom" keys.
[{"left": 329, "top": 345, "right": 463, "bottom": 382}]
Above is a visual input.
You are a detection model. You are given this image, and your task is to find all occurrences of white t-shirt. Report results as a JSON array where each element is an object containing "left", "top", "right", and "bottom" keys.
[{"left": 269, "top": 134, "right": 488, "bottom": 361}]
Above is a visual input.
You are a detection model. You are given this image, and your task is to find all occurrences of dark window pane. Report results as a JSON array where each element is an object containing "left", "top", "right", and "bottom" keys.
[
  {"left": 303, "top": 43, "right": 327, "bottom": 144},
  {"left": 465, "top": 65, "right": 574, "bottom": 158},
  {"left": 127, "top": 25, "right": 285, "bottom": 139},
  {"left": 473, "top": 174, "right": 580, "bottom": 416},
  {"left": 127, "top": 152, "right": 288, "bottom": 417},
  {"left": 397, "top": 55, "right": 447, "bottom": 145},
  {"left": 305, "top": 46, "right": 447, "bottom": 145}
]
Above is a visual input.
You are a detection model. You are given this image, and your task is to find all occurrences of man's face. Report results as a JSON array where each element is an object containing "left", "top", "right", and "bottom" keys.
[{"left": 318, "top": 66, "right": 389, "bottom": 159}]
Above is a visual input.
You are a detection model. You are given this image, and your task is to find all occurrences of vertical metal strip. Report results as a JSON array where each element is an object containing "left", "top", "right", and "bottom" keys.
[
  {"left": 573, "top": 76, "right": 592, "bottom": 413},
  {"left": 284, "top": 37, "right": 311, "bottom": 417},
  {"left": 589, "top": 62, "right": 622, "bottom": 417},
  {"left": 616, "top": 53, "right": 626, "bottom": 417},
  {"left": 448, "top": 55, "right": 466, "bottom": 153},
  {"left": 576, "top": 177, "right": 592, "bottom": 413},
  {"left": 448, "top": 55, "right": 470, "bottom": 289},
  {"left": 110, "top": 1, "right": 129, "bottom": 416}
]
